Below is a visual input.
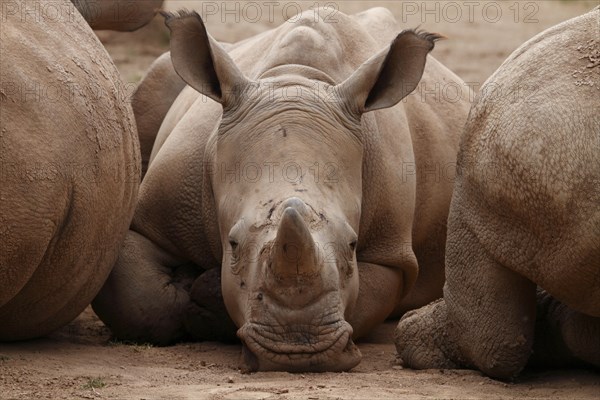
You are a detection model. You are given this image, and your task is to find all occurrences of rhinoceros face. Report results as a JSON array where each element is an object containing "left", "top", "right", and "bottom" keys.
[
  {"left": 222, "top": 199, "right": 362, "bottom": 372},
  {"left": 211, "top": 83, "right": 364, "bottom": 371},
  {"left": 165, "top": 11, "right": 438, "bottom": 371}
]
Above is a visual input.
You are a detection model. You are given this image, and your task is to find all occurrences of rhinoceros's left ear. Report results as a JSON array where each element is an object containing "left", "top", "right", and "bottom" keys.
[
  {"left": 162, "top": 10, "right": 251, "bottom": 106},
  {"left": 337, "top": 30, "right": 442, "bottom": 113}
]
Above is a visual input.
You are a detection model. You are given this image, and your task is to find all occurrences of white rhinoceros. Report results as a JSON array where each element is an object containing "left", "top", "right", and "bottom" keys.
[
  {"left": 0, "top": 0, "right": 140, "bottom": 340},
  {"left": 93, "top": 7, "right": 471, "bottom": 371},
  {"left": 395, "top": 7, "right": 600, "bottom": 379}
]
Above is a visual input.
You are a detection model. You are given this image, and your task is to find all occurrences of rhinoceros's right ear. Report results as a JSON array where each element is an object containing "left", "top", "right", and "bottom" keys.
[
  {"left": 337, "top": 30, "right": 442, "bottom": 114},
  {"left": 162, "top": 11, "right": 250, "bottom": 106}
]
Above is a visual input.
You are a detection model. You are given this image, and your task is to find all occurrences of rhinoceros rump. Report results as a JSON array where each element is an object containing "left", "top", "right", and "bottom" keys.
[
  {"left": 0, "top": 0, "right": 140, "bottom": 340},
  {"left": 395, "top": 7, "right": 600, "bottom": 380}
]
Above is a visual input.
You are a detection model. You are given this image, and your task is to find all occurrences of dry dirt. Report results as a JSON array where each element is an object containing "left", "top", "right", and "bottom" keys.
[
  {"left": 1, "top": 308, "right": 599, "bottom": 400},
  {"left": 2, "top": 1, "right": 599, "bottom": 399}
]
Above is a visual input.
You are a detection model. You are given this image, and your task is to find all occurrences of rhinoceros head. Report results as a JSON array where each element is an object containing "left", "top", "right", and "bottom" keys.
[{"left": 165, "top": 11, "right": 437, "bottom": 372}]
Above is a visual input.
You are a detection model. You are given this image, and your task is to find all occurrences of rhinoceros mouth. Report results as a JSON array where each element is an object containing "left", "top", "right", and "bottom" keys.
[{"left": 237, "top": 320, "right": 362, "bottom": 372}]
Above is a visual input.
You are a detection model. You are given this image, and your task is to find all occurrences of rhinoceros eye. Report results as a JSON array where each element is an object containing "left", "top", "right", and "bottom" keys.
[
  {"left": 228, "top": 220, "right": 245, "bottom": 269},
  {"left": 349, "top": 239, "right": 358, "bottom": 252},
  {"left": 228, "top": 238, "right": 240, "bottom": 265}
]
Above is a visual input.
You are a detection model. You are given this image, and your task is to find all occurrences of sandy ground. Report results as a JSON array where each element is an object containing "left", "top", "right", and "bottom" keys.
[
  {"left": 99, "top": 0, "right": 598, "bottom": 86},
  {"left": 1, "top": 308, "right": 599, "bottom": 400},
  {"left": 2, "top": 1, "right": 600, "bottom": 399}
]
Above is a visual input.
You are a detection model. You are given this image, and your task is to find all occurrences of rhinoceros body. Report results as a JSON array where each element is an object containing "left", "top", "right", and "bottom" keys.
[
  {"left": 93, "top": 7, "right": 471, "bottom": 371},
  {"left": 71, "top": 0, "right": 163, "bottom": 31},
  {"left": 0, "top": 0, "right": 140, "bottom": 340},
  {"left": 395, "top": 7, "right": 600, "bottom": 379}
]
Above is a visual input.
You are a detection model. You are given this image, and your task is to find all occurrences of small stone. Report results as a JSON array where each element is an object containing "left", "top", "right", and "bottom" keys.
[{"left": 227, "top": 376, "right": 234, "bottom": 383}]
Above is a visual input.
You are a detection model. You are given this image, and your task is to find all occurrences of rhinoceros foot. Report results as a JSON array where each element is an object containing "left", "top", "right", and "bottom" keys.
[
  {"left": 395, "top": 299, "right": 459, "bottom": 370},
  {"left": 184, "top": 268, "right": 238, "bottom": 342}
]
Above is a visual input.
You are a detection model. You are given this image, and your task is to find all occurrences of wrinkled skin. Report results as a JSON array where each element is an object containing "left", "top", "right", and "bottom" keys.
[
  {"left": 93, "top": 7, "right": 471, "bottom": 372},
  {"left": 0, "top": 0, "right": 140, "bottom": 340},
  {"left": 71, "top": 0, "right": 163, "bottom": 31},
  {"left": 131, "top": 51, "right": 186, "bottom": 177},
  {"left": 395, "top": 7, "right": 600, "bottom": 380}
]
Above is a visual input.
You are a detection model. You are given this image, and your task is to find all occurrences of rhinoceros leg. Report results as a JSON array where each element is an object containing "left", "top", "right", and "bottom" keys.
[
  {"left": 92, "top": 230, "right": 197, "bottom": 345},
  {"left": 530, "top": 289, "right": 600, "bottom": 367},
  {"left": 393, "top": 299, "right": 459, "bottom": 369},
  {"left": 396, "top": 196, "right": 537, "bottom": 380},
  {"left": 348, "top": 262, "right": 404, "bottom": 339},
  {"left": 93, "top": 230, "right": 237, "bottom": 344}
]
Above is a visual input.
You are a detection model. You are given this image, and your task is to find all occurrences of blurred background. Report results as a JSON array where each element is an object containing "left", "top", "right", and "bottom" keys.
[{"left": 96, "top": 0, "right": 597, "bottom": 89}]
